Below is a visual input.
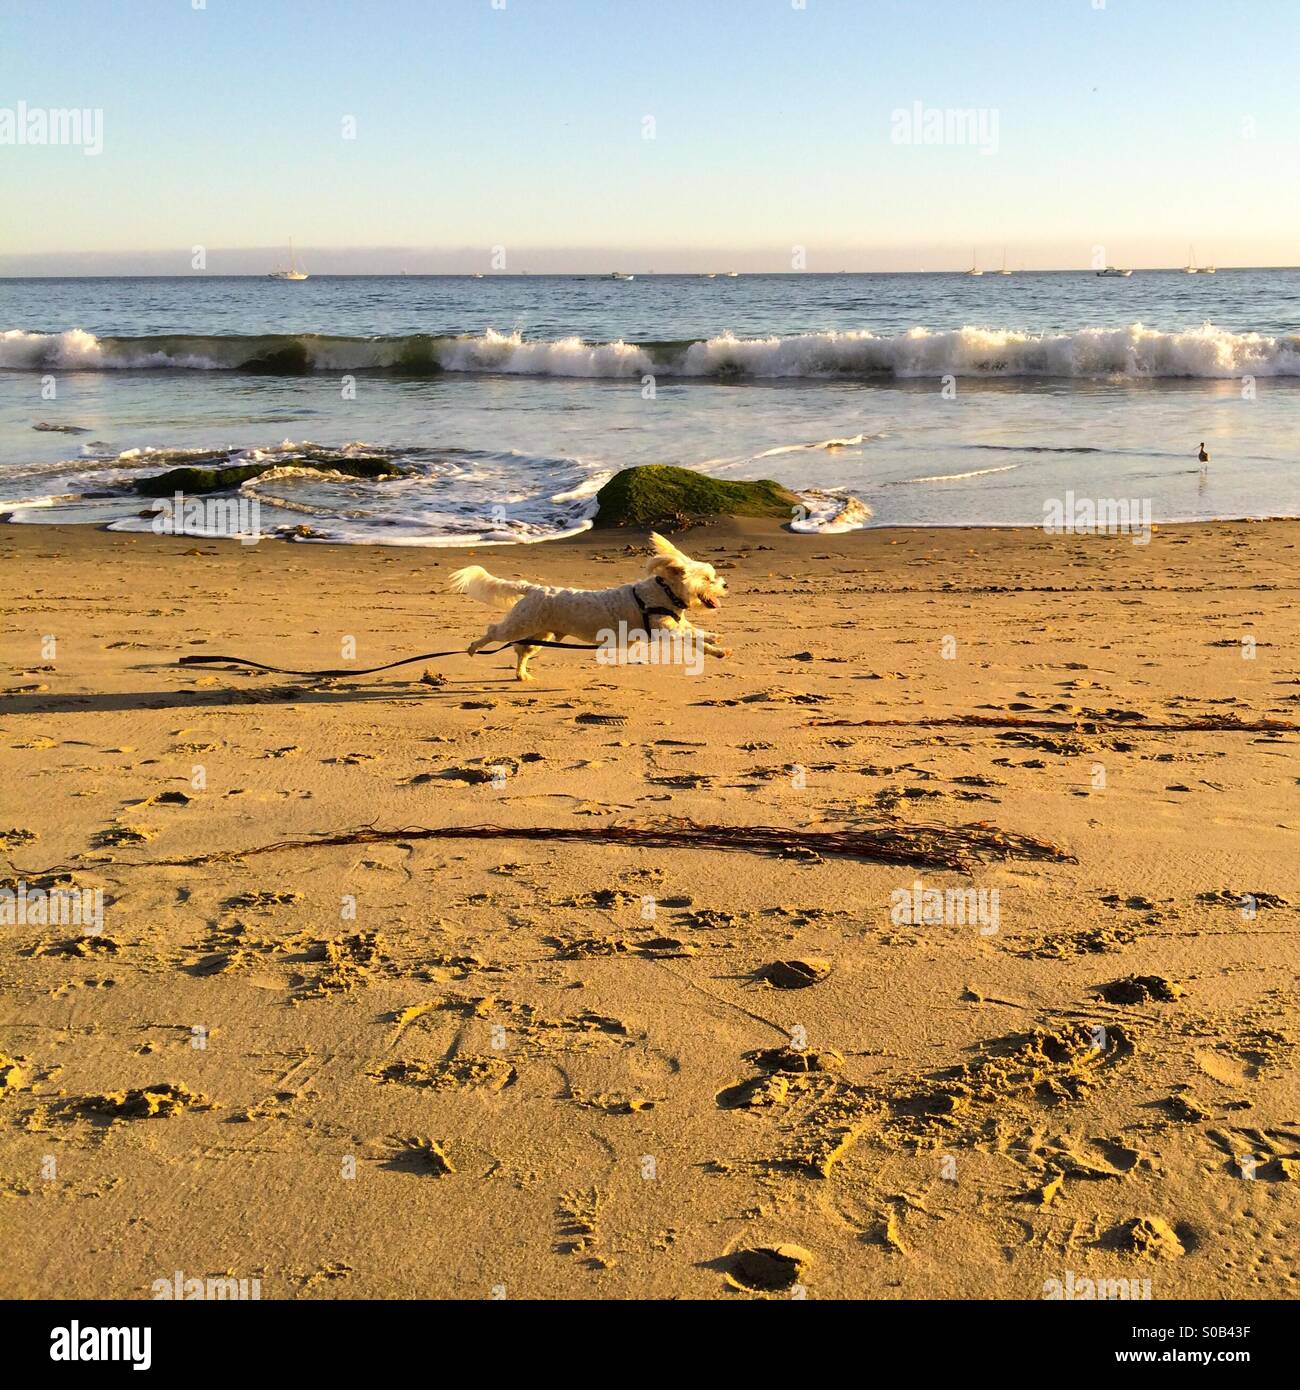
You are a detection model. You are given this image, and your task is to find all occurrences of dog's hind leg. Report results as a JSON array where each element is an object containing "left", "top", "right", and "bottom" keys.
[
  {"left": 468, "top": 608, "right": 535, "bottom": 657},
  {"left": 513, "top": 631, "right": 554, "bottom": 682}
]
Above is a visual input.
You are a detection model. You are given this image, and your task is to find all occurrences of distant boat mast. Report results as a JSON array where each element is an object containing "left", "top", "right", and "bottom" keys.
[{"left": 269, "top": 239, "right": 309, "bottom": 281}]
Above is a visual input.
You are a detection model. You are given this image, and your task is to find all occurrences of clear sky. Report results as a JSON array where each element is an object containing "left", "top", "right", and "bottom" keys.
[{"left": 2, "top": 0, "right": 1297, "bottom": 273}]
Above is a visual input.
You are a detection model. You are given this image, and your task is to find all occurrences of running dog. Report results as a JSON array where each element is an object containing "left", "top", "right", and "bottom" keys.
[{"left": 449, "top": 532, "right": 730, "bottom": 680}]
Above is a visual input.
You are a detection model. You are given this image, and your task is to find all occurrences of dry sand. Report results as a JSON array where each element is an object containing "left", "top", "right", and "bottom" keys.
[{"left": 2, "top": 518, "right": 1298, "bottom": 1300}]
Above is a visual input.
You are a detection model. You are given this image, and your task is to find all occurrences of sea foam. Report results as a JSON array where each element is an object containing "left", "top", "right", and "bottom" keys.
[{"left": 5, "top": 323, "right": 1299, "bottom": 379}]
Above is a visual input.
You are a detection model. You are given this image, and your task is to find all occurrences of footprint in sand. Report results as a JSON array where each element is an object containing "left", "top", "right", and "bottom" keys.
[
  {"left": 555, "top": 1188, "right": 611, "bottom": 1268},
  {"left": 72, "top": 1082, "right": 213, "bottom": 1121},
  {"left": 757, "top": 959, "right": 831, "bottom": 989},
  {"left": 91, "top": 824, "right": 156, "bottom": 848},
  {"left": 124, "top": 791, "right": 191, "bottom": 809},
  {"left": 371, "top": 1057, "right": 517, "bottom": 1092},
  {"left": 1194, "top": 1049, "right": 1252, "bottom": 1087},
  {"left": 1108, "top": 1217, "right": 1187, "bottom": 1260},
  {"left": 224, "top": 890, "right": 301, "bottom": 911},
  {"left": 723, "top": 1244, "right": 813, "bottom": 1293},
  {"left": 383, "top": 1137, "right": 455, "bottom": 1176},
  {"left": 33, "top": 936, "right": 121, "bottom": 958},
  {"left": 1097, "top": 975, "right": 1184, "bottom": 1004}
]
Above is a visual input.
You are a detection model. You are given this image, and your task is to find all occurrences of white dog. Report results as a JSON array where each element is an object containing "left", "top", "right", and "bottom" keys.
[{"left": 449, "top": 532, "right": 730, "bottom": 680}]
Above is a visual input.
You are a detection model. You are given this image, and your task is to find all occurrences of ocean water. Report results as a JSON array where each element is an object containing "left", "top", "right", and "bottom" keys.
[{"left": 2, "top": 271, "right": 1298, "bottom": 544}]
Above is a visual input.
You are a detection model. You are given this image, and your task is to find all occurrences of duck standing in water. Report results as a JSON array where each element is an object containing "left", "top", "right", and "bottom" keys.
[{"left": 1197, "top": 442, "right": 1210, "bottom": 464}]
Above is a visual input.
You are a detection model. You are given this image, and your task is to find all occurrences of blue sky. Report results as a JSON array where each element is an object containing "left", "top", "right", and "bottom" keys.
[{"left": 2, "top": 0, "right": 1297, "bottom": 272}]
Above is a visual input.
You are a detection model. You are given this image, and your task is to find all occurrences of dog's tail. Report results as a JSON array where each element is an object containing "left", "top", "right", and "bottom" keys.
[{"left": 447, "top": 565, "right": 534, "bottom": 607}]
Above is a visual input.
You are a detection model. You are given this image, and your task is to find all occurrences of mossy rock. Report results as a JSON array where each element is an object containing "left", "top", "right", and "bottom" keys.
[
  {"left": 136, "top": 458, "right": 402, "bottom": 496},
  {"left": 593, "top": 465, "right": 799, "bottom": 528}
]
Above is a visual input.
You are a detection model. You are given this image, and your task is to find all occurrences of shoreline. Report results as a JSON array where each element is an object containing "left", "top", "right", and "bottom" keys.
[{"left": 5, "top": 511, "right": 1299, "bottom": 554}]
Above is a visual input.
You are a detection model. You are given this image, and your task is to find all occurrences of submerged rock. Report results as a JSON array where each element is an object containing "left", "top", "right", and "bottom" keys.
[{"left": 136, "top": 456, "right": 403, "bottom": 496}]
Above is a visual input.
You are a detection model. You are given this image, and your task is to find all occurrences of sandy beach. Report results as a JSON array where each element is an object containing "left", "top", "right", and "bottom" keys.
[{"left": 2, "top": 517, "right": 1298, "bottom": 1300}]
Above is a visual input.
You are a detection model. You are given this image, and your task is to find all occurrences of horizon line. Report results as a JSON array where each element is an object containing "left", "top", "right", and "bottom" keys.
[{"left": 2, "top": 264, "right": 1297, "bottom": 280}]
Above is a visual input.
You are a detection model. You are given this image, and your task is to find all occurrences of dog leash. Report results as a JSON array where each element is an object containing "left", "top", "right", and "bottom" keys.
[
  {"left": 178, "top": 636, "right": 602, "bottom": 680},
  {"left": 181, "top": 576, "right": 696, "bottom": 680}
]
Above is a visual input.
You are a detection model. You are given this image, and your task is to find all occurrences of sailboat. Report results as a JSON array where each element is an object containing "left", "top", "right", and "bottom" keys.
[
  {"left": 1183, "top": 245, "right": 1200, "bottom": 274},
  {"left": 966, "top": 248, "right": 983, "bottom": 276},
  {"left": 268, "top": 239, "right": 308, "bottom": 281},
  {"left": 999, "top": 248, "right": 1012, "bottom": 276}
]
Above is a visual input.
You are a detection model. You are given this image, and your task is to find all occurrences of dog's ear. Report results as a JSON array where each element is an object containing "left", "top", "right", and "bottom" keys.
[{"left": 649, "top": 532, "right": 688, "bottom": 564}]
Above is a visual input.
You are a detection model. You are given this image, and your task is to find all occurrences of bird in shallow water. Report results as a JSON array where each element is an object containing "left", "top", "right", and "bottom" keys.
[{"left": 1197, "top": 442, "right": 1210, "bottom": 464}]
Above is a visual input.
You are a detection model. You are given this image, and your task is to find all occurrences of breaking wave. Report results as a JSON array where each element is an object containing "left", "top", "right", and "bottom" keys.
[
  {"left": 5, "top": 323, "right": 1300, "bottom": 380},
  {"left": 789, "top": 490, "right": 874, "bottom": 533}
]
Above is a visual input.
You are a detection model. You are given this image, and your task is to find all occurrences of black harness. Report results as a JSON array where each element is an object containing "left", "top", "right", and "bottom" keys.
[{"left": 633, "top": 575, "right": 688, "bottom": 626}]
